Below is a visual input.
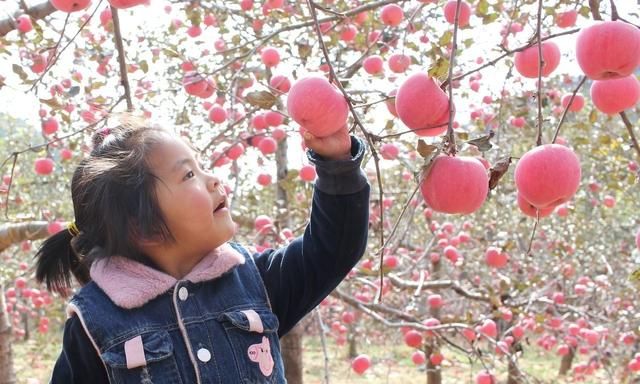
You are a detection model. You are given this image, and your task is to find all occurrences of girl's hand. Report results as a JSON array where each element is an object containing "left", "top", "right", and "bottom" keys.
[{"left": 303, "top": 125, "right": 352, "bottom": 161}]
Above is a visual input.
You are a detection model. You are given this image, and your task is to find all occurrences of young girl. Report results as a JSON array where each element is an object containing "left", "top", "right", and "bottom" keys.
[{"left": 36, "top": 119, "right": 370, "bottom": 383}]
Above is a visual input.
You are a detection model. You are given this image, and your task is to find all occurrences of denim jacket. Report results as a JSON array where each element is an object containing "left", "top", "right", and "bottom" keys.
[{"left": 50, "top": 136, "right": 370, "bottom": 384}]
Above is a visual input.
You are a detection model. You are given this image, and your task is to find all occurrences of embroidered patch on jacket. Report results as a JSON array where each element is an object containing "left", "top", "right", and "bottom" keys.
[{"left": 247, "top": 336, "right": 274, "bottom": 376}]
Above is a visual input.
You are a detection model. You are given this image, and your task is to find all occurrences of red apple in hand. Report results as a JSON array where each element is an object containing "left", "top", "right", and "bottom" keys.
[
  {"left": 576, "top": 21, "right": 640, "bottom": 80},
  {"left": 420, "top": 155, "right": 488, "bottom": 214},
  {"left": 287, "top": 76, "right": 349, "bottom": 138}
]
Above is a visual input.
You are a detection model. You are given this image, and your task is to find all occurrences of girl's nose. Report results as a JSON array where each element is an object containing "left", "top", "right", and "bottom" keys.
[{"left": 206, "top": 174, "right": 221, "bottom": 192}]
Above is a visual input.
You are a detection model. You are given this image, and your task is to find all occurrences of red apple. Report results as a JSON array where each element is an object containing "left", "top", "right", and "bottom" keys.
[
  {"left": 258, "top": 137, "right": 277, "bottom": 155},
  {"left": 50, "top": 0, "right": 91, "bottom": 12},
  {"left": 270, "top": 75, "right": 291, "bottom": 93},
  {"left": 514, "top": 144, "right": 581, "bottom": 209},
  {"left": 517, "top": 193, "right": 554, "bottom": 218},
  {"left": 636, "top": 228, "right": 640, "bottom": 249},
  {"left": 479, "top": 319, "right": 497, "bottom": 338},
  {"left": 42, "top": 117, "right": 59, "bottom": 135},
  {"left": 411, "top": 351, "right": 426, "bottom": 365},
  {"left": 351, "top": 354, "right": 371, "bottom": 375},
  {"left": 396, "top": 73, "right": 451, "bottom": 136},
  {"left": 388, "top": 53, "right": 411, "bottom": 73},
  {"left": 363, "top": 55, "right": 384, "bottom": 75},
  {"left": 380, "top": 143, "right": 399, "bottom": 160},
  {"left": 443, "top": 1, "right": 471, "bottom": 27},
  {"left": 340, "top": 25, "right": 357, "bottom": 41},
  {"left": 561, "top": 94, "right": 585, "bottom": 112},
  {"left": 299, "top": 165, "right": 316, "bottom": 182},
  {"left": 420, "top": 155, "right": 488, "bottom": 214},
  {"left": 257, "top": 173, "right": 272, "bottom": 186},
  {"left": 556, "top": 10, "right": 577, "bottom": 28},
  {"left": 34, "top": 158, "right": 54, "bottom": 175},
  {"left": 429, "top": 353, "right": 444, "bottom": 366},
  {"left": 404, "top": 330, "right": 423, "bottom": 347},
  {"left": 590, "top": 74, "right": 640, "bottom": 115},
  {"left": 485, "top": 246, "right": 508, "bottom": 268},
  {"left": 226, "top": 143, "right": 244, "bottom": 160},
  {"left": 208, "top": 106, "right": 227, "bottom": 123},
  {"left": 475, "top": 371, "right": 496, "bottom": 384},
  {"left": 287, "top": 76, "right": 349, "bottom": 138},
  {"left": 427, "top": 294, "right": 443, "bottom": 308},
  {"left": 576, "top": 21, "right": 640, "bottom": 80},
  {"left": 254, "top": 215, "right": 272, "bottom": 231},
  {"left": 380, "top": 4, "right": 403, "bottom": 27},
  {"left": 514, "top": 42, "right": 561, "bottom": 78},
  {"left": 261, "top": 47, "right": 280, "bottom": 67},
  {"left": 16, "top": 15, "right": 33, "bottom": 33},
  {"left": 386, "top": 89, "right": 398, "bottom": 117},
  {"left": 183, "top": 72, "right": 207, "bottom": 96}
]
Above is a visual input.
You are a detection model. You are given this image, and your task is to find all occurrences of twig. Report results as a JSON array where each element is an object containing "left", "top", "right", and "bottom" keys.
[
  {"left": 110, "top": 6, "right": 133, "bottom": 111},
  {"left": 526, "top": 210, "right": 540, "bottom": 256},
  {"left": 445, "top": 0, "right": 462, "bottom": 155},
  {"left": 305, "top": 0, "right": 388, "bottom": 302},
  {"left": 552, "top": 76, "right": 587, "bottom": 144},
  {"left": 535, "top": 0, "right": 544, "bottom": 146},
  {"left": 620, "top": 112, "right": 640, "bottom": 162},
  {"left": 589, "top": 0, "right": 603, "bottom": 20},
  {"left": 609, "top": 0, "right": 618, "bottom": 21},
  {"left": 29, "top": 1, "right": 103, "bottom": 91}
]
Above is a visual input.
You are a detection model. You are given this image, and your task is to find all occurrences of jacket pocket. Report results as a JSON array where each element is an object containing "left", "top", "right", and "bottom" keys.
[
  {"left": 218, "top": 308, "right": 282, "bottom": 384},
  {"left": 101, "top": 330, "right": 183, "bottom": 384}
]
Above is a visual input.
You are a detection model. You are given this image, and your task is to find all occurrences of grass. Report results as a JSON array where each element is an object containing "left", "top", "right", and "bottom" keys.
[{"left": 12, "top": 331, "right": 616, "bottom": 384}]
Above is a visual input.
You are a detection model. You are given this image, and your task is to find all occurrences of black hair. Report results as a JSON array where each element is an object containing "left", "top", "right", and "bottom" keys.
[{"left": 34, "top": 116, "right": 176, "bottom": 296}]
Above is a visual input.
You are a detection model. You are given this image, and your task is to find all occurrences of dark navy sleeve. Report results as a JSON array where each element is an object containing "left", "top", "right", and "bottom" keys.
[
  {"left": 253, "top": 135, "right": 370, "bottom": 337},
  {"left": 50, "top": 315, "right": 108, "bottom": 384}
]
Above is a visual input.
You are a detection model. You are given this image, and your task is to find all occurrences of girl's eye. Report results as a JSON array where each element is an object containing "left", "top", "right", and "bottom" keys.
[{"left": 184, "top": 170, "right": 195, "bottom": 180}]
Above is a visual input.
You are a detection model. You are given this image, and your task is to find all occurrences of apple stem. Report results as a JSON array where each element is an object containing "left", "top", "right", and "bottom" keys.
[
  {"left": 535, "top": 0, "right": 544, "bottom": 147},
  {"left": 552, "top": 76, "right": 587, "bottom": 144},
  {"left": 111, "top": 6, "right": 133, "bottom": 111}
]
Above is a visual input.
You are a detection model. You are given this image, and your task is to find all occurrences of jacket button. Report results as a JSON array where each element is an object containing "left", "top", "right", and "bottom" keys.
[
  {"left": 178, "top": 287, "right": 188, "bottom": 301},
  {"left": 197, "top": 348, "right": 211, "bottom": 363}
]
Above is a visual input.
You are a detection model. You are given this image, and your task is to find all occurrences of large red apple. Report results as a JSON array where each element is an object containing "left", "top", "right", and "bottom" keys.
[
  {"left": 514, "top": 42, "right": 561, "bottom": 78},
  {"left": 34, "top": 158, "right": 55, "bottom": 175},
  {"left": 420, "top": 155, "right": 488, "bottom": 214},
  {"left": 576, "top": 21, "right": 640, "bottom": 80},
  {"left": 287, "top": 76, "right": 349, "bottom": 138},
  {"left": 108, "top": 0, "right": 147, "bottom": 9},
  {"left": 50, "top": 0, "right": 91, "bottom": 12},
  {"left": 590, "top": 75, "right": 640, "bottom": 115},
  {"left": 556, "top": 10, "right": 577, "bottom": 28},
  {"left": 514, "top": 144, "right": 581, "bottom": 209},
  {"left": 380, "top": 4, "right": 403, "bottom": 26},
  {"left": 396, "top": 73, "right": 452, "bottom": 137},
  {"left": 561, "top": 94, "right": 585, "bottom": 112}
]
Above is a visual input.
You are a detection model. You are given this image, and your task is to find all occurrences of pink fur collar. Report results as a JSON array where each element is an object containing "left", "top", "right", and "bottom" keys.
[{"left": 90, "top": 242, "right": 245, "bottom": 309}]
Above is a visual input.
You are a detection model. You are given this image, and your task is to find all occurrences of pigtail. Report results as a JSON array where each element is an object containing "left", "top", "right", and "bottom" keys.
[{"left": 34, "top": 226, "right": 89, "bottom": 297}]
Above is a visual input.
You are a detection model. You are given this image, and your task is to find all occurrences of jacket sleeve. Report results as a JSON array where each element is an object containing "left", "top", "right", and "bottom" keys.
[
  {"left": 50, "top": 315, "right": 109, "bottom": 384},
  {"left": 252, "top": 135, "right": 370, "bottom": 337}
]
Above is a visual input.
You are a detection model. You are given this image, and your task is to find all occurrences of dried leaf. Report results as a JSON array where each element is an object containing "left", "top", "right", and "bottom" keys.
[
  {"left": 12, "top": 64, "right": 28, "bottom": 81},
  {"left": 488, "top": 156, "right": 512, "bottom": 190},
  {"left": 67, "top": 86, "right": 80, "bottom": 97},
  {"left": 39, "top": 98, "right": 62, "bottom": 110},
  {"left": 467, "top": 131, "right": 494, "bottom": 152},
  {"left": 297, "top": 42, "right": 312, "bottom": 60},
  {"left": 246, "top": 91, "right": 277, "bottom": 109},
  {"left": 417, "top": 139, "right": 438, "bottom": 158}
]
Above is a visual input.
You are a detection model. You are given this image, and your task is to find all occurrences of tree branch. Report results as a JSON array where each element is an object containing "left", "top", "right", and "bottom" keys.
[
  {"left": 0, "top": 1, "right": 56, "bottom": 37},
  {"left": 111, "top": 6, "right": 133, "bottom": 111}
]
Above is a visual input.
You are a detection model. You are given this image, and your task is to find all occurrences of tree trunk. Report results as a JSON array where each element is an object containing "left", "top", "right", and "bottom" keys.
[
  {"left": 558, "top": 346, "right": 575, "bottom": 376},
  {"left": 425, "top": 344, "right": 441, "bottom": 384},
  {"left": 281, "top": 323, "right": 304, "bottom": 384},
  {"left": 347, "top": 327, "right": 357, "bottom": 359},
  {"left": 426, "top": 259, "right": 441, "bottom": 384},
  {"left": 0, "top": 283, "right": 16, "bottom": 384},
  {"left": 507, "top": 358, "right": 522, "bottom": 384},
  {"left": 272, "top": 113, "right": 304, "bottom": 384}
]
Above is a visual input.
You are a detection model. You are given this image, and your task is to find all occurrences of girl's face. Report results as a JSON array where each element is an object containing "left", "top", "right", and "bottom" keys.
[{"left": 149, "top": 133, "right": 235, "bottom": 255}]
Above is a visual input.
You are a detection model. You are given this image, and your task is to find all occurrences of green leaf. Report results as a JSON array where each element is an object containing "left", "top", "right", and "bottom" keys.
[
  {"left": 428, "top": 57, "right": 450, "bottom": 81},
  {"left": 438, "top": 31, "right": 453, "bottom": 47},
  {"left": 589, "top": 109, "right": 598, "bottom": 123},
  {"left": 475, "top": 0, "right": 489, "bottom": 16},
  {"left": 482, "top": 13, "right": 500, "bottom": 24},
  {"left": 246, "top": 91, "right": 277, "bottom": 109},
  {"left": 163, "top": 48, "right": 180, "bottom": 58},
  {"left": 139, "top": 60, "right": 149, "bottom": 74}
]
